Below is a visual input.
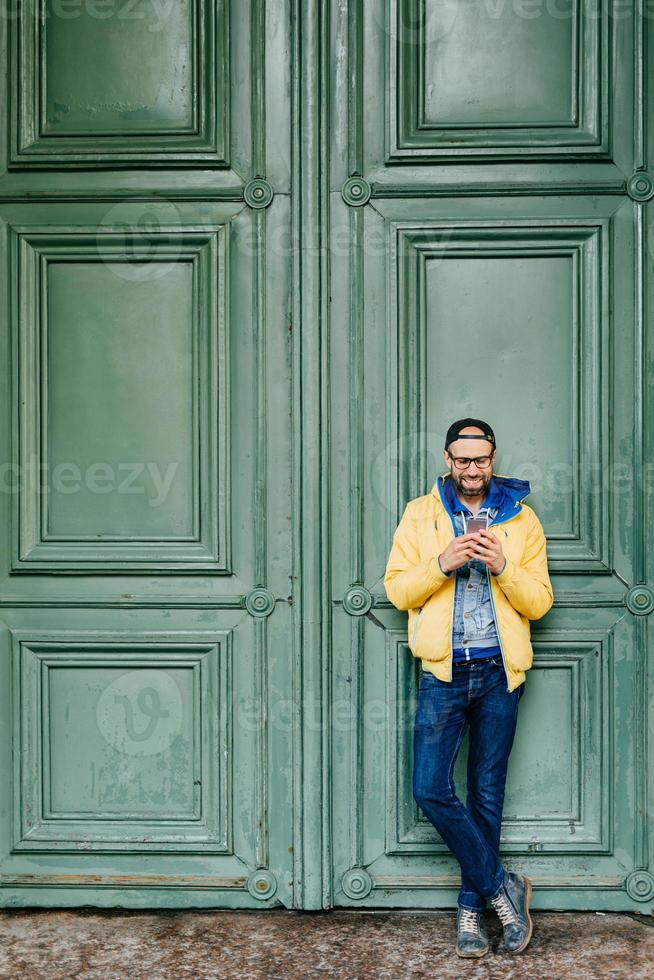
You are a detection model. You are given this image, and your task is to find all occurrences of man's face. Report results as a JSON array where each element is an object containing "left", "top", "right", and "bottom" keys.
[{"left": 443, "top": 436, "right": 495, "bottom": 499}]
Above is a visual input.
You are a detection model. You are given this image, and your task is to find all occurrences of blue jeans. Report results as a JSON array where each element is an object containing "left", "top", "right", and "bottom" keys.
[{"left": 412, "top": 655, "right": 525, "bottom": 911}]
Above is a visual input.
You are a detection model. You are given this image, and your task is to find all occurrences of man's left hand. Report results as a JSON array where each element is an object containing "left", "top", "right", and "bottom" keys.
[{"left": 470, "top": 529, "right": 506, "bottom": 575}]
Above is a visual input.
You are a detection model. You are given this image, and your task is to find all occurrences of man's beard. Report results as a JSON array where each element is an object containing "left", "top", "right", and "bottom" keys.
[{"left": 451, "top": 470, "right": 492, "bottom": 499}]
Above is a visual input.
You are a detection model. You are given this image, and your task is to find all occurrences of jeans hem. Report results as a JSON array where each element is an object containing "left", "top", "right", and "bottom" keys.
[
  {"left": 458, "top": 899, "right": 486, "bottom": 913},
  {"left": 487, "top": 867, "right": 508, "bottom": 901}
]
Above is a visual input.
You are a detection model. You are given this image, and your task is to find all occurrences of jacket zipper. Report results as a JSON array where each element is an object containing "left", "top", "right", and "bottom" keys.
[
  {"left": 433, "top": 476, "right": 526, "bottom": 688},
  {"left": 449, "top": 594, "right": 454, "bottom": 681},
  {"left": 434, "top": 477, "right": 523, "bottom": 685},
  {"left": 485, "top": 513, "right": 515, "bottom": 692},
  {"left": 485, "top": 564, "right": 510, "bottom": 692},
  {"left": 442, "top": 508, "right": 457, "bottom": 682}
]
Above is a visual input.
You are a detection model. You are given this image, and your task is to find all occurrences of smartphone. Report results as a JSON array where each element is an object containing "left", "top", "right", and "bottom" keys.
[{"left": 465, "top": 513, "right": 489, "bottom": 536}]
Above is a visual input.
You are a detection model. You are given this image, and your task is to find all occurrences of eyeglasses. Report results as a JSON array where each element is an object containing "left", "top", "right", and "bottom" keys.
[{"left": 447, "top": 453, "right": 494, "bottom": 470}]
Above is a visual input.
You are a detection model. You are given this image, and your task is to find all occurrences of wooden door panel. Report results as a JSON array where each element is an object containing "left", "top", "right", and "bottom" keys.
[
  {"left": 1, "top": 0, "right": 653, "bottom": 914},
  {"left": 329, "top": 0, "right": 654, "bottom": 913},
  {"left": 358, "top": 0, "right": 633, "bottom": 183},
  {"left": 0, "top": 0, "right": 295, "bottom": 910},
  {"left": 13, "top": 0, "right": 228, "bottom": 166}
]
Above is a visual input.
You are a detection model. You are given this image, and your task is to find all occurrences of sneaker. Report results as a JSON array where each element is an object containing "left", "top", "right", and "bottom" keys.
[
  {"left": 455, "top": 906, "right": 489, "bottom": 958},
  {"left": 489, "top": 871, "right": 533, "bottom": 954}
]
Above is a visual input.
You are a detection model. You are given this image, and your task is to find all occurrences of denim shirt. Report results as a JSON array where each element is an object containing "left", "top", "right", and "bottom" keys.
[{"left": 441, "top": 477, "right": 503, "bottom": 663}]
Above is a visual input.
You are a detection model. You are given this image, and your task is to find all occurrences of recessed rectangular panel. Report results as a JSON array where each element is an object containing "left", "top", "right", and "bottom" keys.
[
  {"left": 391, "top": 222, "right": 610, "bottom": 571},
  {"left": 12, "top": 633, "right": 230, "bottom": 851},
  {"left": 391, "top": 0, "right": 605, "bottom": 158},
  {"left": 12, "top": 0, "right": 228, "bottom": 165},
  {"left": 443, "top": 679, "right": 575, "bottom": 821},
  {"left": 424, "top": 254, "right": 573, "bottom": 535},
  {"left": 391, "top": 634, "right": 609, "bottom": 854},
  {"left": 422, "top": 0, "right": 573, "bottom": 126},
  {"left": 500, "top": 642, "right": 608, "bottom": 849},
  {"left": 502, "top": 661, "right": 575, "bottom": 818},
  {"left": 48, "top": 665, "right": 195, "bottom": 817},
  {"left": 44, "top": 0, "right": 196, "bottom": 134},
  {"left": 46, "top": 260, "right": 194, "bottom": 539},
  {"left": 13, "top": 225, "right": 228, "bottom": 571}
]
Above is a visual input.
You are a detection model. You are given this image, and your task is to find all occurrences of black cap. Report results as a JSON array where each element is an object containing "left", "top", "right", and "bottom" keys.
[{"left": 444, "top": 418, "right": 496, "bottom": 451}]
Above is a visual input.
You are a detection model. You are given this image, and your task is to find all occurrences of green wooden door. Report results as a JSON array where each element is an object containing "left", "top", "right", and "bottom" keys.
[
  {"left": 1, "top": 1, "right": 653, "bottom": 915},
  {"left": 328, "top": 1, "right": 654, "bottom": 914},
  {"left": 0, "top": 0, "right": 296, "bottom": 909}
]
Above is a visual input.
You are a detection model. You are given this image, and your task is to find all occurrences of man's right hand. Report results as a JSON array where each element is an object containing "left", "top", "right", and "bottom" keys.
[{"left": 438, "top": 534, "right": 483, "bottom": 575}]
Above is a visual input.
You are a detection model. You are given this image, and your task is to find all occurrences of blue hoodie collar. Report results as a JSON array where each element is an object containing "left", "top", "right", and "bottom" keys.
[{"left": 434, "top": 472, "right": 531, "bottom": 528}]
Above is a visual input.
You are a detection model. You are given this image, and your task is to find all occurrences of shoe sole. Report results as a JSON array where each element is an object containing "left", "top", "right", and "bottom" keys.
[
  {"left": 507, "top": 875, "right": 533, "bottom": 954},
  {"left": 455, "top": 946, "right": 489, "bottom": 959}
]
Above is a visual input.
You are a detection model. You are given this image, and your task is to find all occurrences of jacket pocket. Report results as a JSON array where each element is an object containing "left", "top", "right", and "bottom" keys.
[
  {"left": 496, "top": 600, "right": 533, "bottom": 672},
  {"left": 408, "top": 588, "right": 454, "bottom": 663},
  {"left": 410, "top": 607, "right": 423, "bottom": 652}
]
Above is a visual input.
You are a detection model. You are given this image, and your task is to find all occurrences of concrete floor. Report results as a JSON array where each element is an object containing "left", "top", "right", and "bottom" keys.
[{"left": 0, "top": 909, "right": 652, "bottom": 979}]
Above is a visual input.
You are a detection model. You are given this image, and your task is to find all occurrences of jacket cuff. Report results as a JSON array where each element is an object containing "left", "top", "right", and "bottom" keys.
[
  {"left": 431, "top": 555, "right": 452, "bottom": 583},
  {"left": 492, "top": 557, "right": 512, "bottom": 581},
  {"left": 436, "top": 554, "right": 452, "bottom": 577}
]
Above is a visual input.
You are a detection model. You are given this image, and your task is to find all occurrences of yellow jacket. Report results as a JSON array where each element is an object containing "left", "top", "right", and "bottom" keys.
[{"left": 384, "top": 472, "right": 554, "bottom": 692}]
